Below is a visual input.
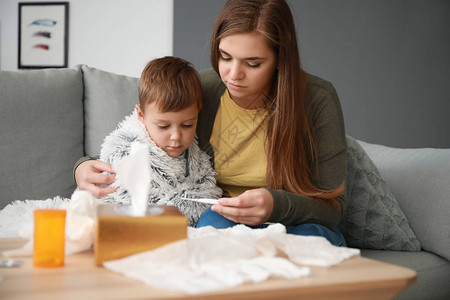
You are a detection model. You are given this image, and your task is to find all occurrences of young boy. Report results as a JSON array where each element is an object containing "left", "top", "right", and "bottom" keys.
[{"left": 99, "top": 56, "right": 222, "bottom": 226}]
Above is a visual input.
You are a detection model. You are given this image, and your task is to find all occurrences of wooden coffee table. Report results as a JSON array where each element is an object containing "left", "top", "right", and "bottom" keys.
[{"left": 0, "top": 238, "right": 416, "bottom": 300}]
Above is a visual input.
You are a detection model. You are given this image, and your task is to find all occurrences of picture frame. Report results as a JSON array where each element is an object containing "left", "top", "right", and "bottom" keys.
[{"left": 18, "top": 2, "right": 69, "bottom": 69}]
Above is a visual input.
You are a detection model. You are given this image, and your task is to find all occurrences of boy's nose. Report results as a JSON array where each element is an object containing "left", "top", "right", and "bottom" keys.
[{"left": 170, "top": 129, "right": 181, "bottom": 141}]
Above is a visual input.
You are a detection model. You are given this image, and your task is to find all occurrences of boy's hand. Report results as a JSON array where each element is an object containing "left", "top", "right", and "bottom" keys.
[
  {"left": 75, "top": 160, "right": 118, "bottom": 198},
  {"left": 211, "top": 188, "right": 274, "bottom": 225}
]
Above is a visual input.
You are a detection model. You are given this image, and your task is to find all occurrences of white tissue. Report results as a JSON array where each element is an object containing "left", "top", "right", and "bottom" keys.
[
  {"left": 104, "top": 224, "right": 360, "bottom": 295},
  {"left": 112, "top": 142, "right": 151, "bottom": 216},
  {"left": 269, "top": 233, "right": 360, "bottom": 267},
  {"left": 0, "top": 190, "right": 99, "bottom": 257}
]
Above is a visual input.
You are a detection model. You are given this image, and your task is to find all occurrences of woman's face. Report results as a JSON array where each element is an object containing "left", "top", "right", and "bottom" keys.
[{"left": 218, "top": 31, "right": 278, "bottom": 109}]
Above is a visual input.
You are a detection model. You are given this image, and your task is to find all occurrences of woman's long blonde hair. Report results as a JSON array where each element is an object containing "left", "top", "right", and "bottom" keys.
[{"left": 210, "top": 0, "right": 343, "bottom": 208}]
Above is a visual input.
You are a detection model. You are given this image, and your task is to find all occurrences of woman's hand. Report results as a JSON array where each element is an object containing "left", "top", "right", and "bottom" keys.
[
  {"left": 75, "top": 160, "right": 118, "bottom": 198},
  {"left": 211, "top": 188, "right": 274, "bottom": 225}
]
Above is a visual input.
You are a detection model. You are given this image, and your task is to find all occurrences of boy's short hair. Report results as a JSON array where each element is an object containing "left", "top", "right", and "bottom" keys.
[{"left": 139, "top": 56, "right": 202, "bottom": 113}]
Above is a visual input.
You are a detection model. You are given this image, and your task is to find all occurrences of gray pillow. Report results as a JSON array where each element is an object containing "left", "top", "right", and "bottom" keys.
[
  {"left": 359, "top": 139, "right": 450, "bottom": 261},
  {"left": 81, "top": 65, "right": 139, "bottom": 157},
  {"left": 339, "top": 136, "right": 421, "bottom": 251}
]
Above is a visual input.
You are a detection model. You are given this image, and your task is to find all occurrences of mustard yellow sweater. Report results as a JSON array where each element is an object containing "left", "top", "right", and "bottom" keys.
[{"left": 197, "top": 69, "right": 347, "bottom": 229}]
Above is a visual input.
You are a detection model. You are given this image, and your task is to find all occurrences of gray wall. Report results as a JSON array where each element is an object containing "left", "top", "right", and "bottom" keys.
[{"left": 174, "top": 0, "right": 450, "bottom": 148}]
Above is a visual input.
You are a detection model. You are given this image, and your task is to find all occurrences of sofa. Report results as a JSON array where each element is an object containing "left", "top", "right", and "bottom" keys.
[{"left": 1, "top": 65, "right": 449, "bottom": 299}]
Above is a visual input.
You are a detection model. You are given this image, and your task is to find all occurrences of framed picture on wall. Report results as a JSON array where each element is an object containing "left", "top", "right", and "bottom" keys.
[{"left": 18, "top": 2, "right": 69, "bottom": 69}]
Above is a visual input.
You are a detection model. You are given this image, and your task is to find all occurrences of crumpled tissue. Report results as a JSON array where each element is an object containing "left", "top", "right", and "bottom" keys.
[
  {"left": 104, "top": 223, "right": 360, "bottom": 295},
  {"left": 0, "top": 190, "right": 98, "bottom": 257}
]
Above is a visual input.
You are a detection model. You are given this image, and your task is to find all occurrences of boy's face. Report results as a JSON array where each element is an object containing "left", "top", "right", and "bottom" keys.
[{"left": 136, "top": 103, "right": 198, "bottom": 158}]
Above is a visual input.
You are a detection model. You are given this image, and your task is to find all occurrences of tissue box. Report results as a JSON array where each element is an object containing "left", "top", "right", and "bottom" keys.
[{"left": 95, "top": 204, "right": 188, "bottom": 265}]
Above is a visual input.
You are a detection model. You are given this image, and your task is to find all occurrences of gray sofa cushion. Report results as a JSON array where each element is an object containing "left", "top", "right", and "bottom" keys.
[
  {"left": 340, "top": 136, "right": 421, "bottom": 251},
  {"left": 359, "top": 140, "right": 450, "bottom": 261},
  {"left": 361, "top": 249, "right": 450, "bottom": 300},
  {"left": 81, "top": 65, "right": 139, "bottom": 157},
  {"left": 0, "top": 67, "right": 84, "bottom": 209}
]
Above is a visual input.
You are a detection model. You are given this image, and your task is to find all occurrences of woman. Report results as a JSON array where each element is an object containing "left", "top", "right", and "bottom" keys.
[{"left": 75, "top": 0, "right": 347, "bottom": 246}]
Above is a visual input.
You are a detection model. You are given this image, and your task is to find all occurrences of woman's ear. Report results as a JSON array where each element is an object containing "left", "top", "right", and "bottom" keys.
[{"left": 136, "top": 104, "right": 145, "bottom": 123}]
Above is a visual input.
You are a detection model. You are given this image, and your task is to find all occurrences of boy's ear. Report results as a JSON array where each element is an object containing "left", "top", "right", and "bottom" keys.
[{"left": 136, "top": 104, "right": 145, "bottom": 122}]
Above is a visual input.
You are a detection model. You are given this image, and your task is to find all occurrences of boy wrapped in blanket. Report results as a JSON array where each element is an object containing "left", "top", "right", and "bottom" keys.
[{"left": 99, "top": 56, "right": 222, "bottom": 226}]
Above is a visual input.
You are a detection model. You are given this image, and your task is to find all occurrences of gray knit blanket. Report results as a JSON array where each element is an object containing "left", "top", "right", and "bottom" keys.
[{"left": 99, "top": 110, "right": 222, "bottom": 226}]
